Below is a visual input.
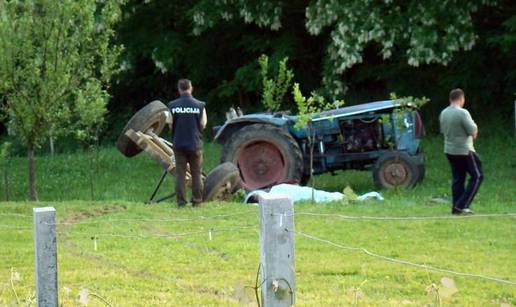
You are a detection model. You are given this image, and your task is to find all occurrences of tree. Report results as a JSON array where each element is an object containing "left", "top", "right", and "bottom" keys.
[
  {"left": 190, "top": 0, "right": 499, "bottom": 98},
  {"left": 258, "top": 55, "right": 294, "bottom": 112},
  {"left": 0, "top": 0, "right": 122, "bottom": 201},
  {"left": 109, "top": 0, "right": 514, "bottom": 134},
  {"left": 292, "top": 83, "right": 343, "bottom": 202}
]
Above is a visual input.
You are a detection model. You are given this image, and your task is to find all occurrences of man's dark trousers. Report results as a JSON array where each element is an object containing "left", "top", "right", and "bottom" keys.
[
  {"left": 446, "top": 151, "right": 483, "bottom": 213},
  {"left": 174, "top": 149, "right": 203, "bottom": 206}
]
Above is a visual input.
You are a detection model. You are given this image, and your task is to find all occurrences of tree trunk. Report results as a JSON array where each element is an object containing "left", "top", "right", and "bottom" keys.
[
  {"left": 49, "top": 136, "right": 55, "bottom": 156},
  {"left": 88, "top": 145, "right": 95, "bottom": 201},
  {"left": 308, "top": 124, "right": 315, "bottom": 204},
  {"left": 28, "top": 143, "right": 38, "bottom": 201},
  {"left": 3, "top": 160, "right": 9, "bottom": 202}
]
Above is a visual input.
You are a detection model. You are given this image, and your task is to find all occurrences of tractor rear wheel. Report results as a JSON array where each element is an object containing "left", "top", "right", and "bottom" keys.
[
  {"left": 373, "top": 151, "right": 421, "bottom": 189},
  {"left": 116, "top": 101, "right": 168, "bottom": 157},
  {"left": 220, "top": 124, "right": 303, "bottom": 191}
]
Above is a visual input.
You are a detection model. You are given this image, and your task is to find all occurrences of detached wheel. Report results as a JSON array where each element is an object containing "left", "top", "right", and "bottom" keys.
[
  {"left": 221, "top": 124, "right": 303, "bottom": 191},
  {"left": 116, "top": 101, "right": 168, "bottom": 157},
  {"left": 373, "top": 151, "right": 421, "bottom": 189},
  {"left": 203, "top": 162, "right": 241, "bottom": 201}
]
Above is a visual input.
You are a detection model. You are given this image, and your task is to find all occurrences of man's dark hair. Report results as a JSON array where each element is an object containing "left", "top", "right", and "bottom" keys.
[
  {"left": 449, "top": 88, "right": 464, "bottom": 102},
  {"left": 178, "top": 79, "right": 192, "bottom": 91}
]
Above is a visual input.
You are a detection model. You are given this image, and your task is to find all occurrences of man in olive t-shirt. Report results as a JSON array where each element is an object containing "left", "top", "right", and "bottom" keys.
[{"left": 439, "top": 88, "right": 483, "bottom": 215}]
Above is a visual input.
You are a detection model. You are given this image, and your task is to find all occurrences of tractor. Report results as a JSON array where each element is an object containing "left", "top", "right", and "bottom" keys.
[
  {"left": 214, "top": 100, "right": 426, "bottom": 191},
  {"left": 117, "top": 99, "right": 425, "bottom": 202}
]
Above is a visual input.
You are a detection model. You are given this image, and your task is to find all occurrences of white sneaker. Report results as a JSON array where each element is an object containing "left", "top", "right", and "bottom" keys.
[{"left": 462, "top": 208, "right": 474, "bottom": 215}]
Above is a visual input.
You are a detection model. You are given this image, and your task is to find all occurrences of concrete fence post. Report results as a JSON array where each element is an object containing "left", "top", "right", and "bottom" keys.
[
  {"left": 259, "top": 194, "right": 295, "bottom": 307},
  {"left": 33, "top": 207, "right": 58, "bottom": 307}
]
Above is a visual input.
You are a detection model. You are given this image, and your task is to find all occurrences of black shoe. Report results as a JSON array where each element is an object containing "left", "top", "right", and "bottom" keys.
[
  {"left": 177, "top": 203, "right": 187, "bottom": 208},
  {"left": 192, "top": 202, "right": 202, "bottom": 208}
]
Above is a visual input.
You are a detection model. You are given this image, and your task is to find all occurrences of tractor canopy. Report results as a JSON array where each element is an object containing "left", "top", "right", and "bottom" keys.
[{"left": 312, "top": 100, "right": 403, "bottom": 121}]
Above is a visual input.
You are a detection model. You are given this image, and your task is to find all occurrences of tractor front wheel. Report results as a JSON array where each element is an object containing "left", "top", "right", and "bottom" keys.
[
  {"left": 220, "top": 124, "right": 303, "bottom": 191},
  {"left": 116, "top": 100, "right": 168, "bottom": 157},
  {"left": 373, "top": 151, "right": 422, "bottom": 189}
]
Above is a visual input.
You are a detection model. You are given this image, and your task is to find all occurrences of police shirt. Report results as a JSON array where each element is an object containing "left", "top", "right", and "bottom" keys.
[{"left": 168, "top": 93, "right": 205, "bottom": 151}]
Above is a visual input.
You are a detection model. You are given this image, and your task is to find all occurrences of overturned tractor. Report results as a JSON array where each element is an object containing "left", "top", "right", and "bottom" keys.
[{"left": 214, "top": 100, "right": 426, "bottom": 191}]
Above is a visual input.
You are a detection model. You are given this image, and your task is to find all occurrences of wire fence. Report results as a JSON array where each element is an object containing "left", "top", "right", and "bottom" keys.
[
  {"left": 1, "top": 209, "right": 515, "bottom": 290},
  {"left": 294, "top": 230, "right": 516, "bottom": 286},
  {"left": 47, "top": 211, "right": 258, "bottom": 226},
  {"left": 295, "top": 211, "right": 516, "bottom": 221},
  {"left": 58, "top": 225, "right": 257, "bottom": 240}
]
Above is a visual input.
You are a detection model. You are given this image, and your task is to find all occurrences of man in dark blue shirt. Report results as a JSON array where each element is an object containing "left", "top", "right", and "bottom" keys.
[{"left": 168, "top": 79, "right": 207, "bottom": 207}]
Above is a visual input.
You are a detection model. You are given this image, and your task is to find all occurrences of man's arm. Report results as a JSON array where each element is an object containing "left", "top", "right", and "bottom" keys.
[
  {"left": 472, "top": 127, "right": 478, "bottom": 139},
  {"left": 462, "top": 110, "right": 478, "bottom": 139},
  {"left": 200, "top": 108, "right": 207, "bottom": 130}
]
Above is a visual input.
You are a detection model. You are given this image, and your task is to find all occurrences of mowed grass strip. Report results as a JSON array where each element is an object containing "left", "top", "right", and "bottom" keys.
[{"left": 0, "top": 132, "right": 515, "bottom": 305}]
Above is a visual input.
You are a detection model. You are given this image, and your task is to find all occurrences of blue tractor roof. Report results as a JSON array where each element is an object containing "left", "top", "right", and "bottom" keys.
[{"left": 312, "top": 100, "right": 401, "bottom": 122}]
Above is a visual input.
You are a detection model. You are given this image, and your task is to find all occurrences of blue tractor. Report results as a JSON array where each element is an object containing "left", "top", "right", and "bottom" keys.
[{"left": 214, "top": 100, "right": 425, "bottom": 191}]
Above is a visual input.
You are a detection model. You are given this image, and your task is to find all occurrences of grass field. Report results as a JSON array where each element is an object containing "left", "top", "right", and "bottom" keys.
[{"left": 0, "top": 131, "right": 515, "bottom": 306}]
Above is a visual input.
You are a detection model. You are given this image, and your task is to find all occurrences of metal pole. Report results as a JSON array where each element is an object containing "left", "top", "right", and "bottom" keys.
[
  {"left": 259, "top": 194, "right": 295, "bottom": 307},
  {"left": 147, "top": 170, "right": 168, "bottom": 204},
  {"left": 33, "top": 207, "right": 58, "bottom": 307}
]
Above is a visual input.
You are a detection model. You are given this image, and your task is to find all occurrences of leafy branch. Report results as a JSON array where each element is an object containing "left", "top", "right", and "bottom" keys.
[{"left": 259, "top": 55, "right": 294, "bottom": 112}]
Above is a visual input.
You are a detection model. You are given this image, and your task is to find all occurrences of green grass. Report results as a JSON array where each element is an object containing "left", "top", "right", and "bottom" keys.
[{"left": 0, "top": 133, "right": 515, "bottom": 305}]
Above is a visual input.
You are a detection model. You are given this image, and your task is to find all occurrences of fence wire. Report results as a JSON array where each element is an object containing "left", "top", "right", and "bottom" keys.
[
  {"left": 59, "top": 225, "right": 257, "bottom": 240},
  {"left": 2, "top": 208, "right": 515, "bottom": 288},
  {"left": 295, "top": 212, "right": 516, "bottom": 221},
  {"left": 0, "top": 224, "right": 31, "bottom": 230},
  {"left": 0, "top": 213, "right": 32, "bottom": 218},
  {"left": 295, "top": 230, "right": 516, "bottom": 286},
  {"left": 46, "top": 210, "right": 257, "bottom": 226}
]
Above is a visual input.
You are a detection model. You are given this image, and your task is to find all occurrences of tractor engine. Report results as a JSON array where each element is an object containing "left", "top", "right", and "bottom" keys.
[{"left": 339, "top": 117, "right": 384, "bottom": 152}]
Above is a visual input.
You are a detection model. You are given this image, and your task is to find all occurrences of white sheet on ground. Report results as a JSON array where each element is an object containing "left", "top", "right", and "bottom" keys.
[{"left": 244, "top": 184, "right": 383, "bottom": 204}]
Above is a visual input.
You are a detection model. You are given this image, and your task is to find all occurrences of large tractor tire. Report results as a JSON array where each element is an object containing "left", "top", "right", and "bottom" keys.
[
  {"left": 373, "top": 151, "right": 422, "bottom": 189},
  {"left": 203, "top": 162, "right": 241, "bottom": 201},
  {"left": 220, "top": 124, "right": 303, "bottom": 191},
  {"left": 116, "top": 101, "right": 168, "bottom": 157}
]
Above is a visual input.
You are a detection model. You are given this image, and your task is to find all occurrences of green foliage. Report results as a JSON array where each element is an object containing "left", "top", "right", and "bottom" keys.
[
  {"left": 74, "top": 82, "right": 110, "bottom": 143},
  {"left": 0, "top": 0, "right": 123, "bottom": 146},
  {"left": 0, "top": 0, "right": 123, "bottom": 199},
  {"left": 388, "top": 92, "right": 430, "bottom": 137},
  {"left": 292, "top": 83, "right": 343, "bottom": 130},
  {"left": 0, "top": 142, "right": 11, "bottom": 167},
  {"left": 259, "top": 55, "right": 294, "bottom": 112},
  {"left": 306, "top": 0, "right": 499, "bottom": 97},
  {"left": 189, "top": 0, "right": 501, "bottom": 99},
  {"left": 191, "top": 0, "right": 283, "bottom": 35},
  {"left": 389, "top": 93, "right": 430, "bottom": 109},
  {"left": 106, "top": 0, "right": 515, "bottom": 134}
]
